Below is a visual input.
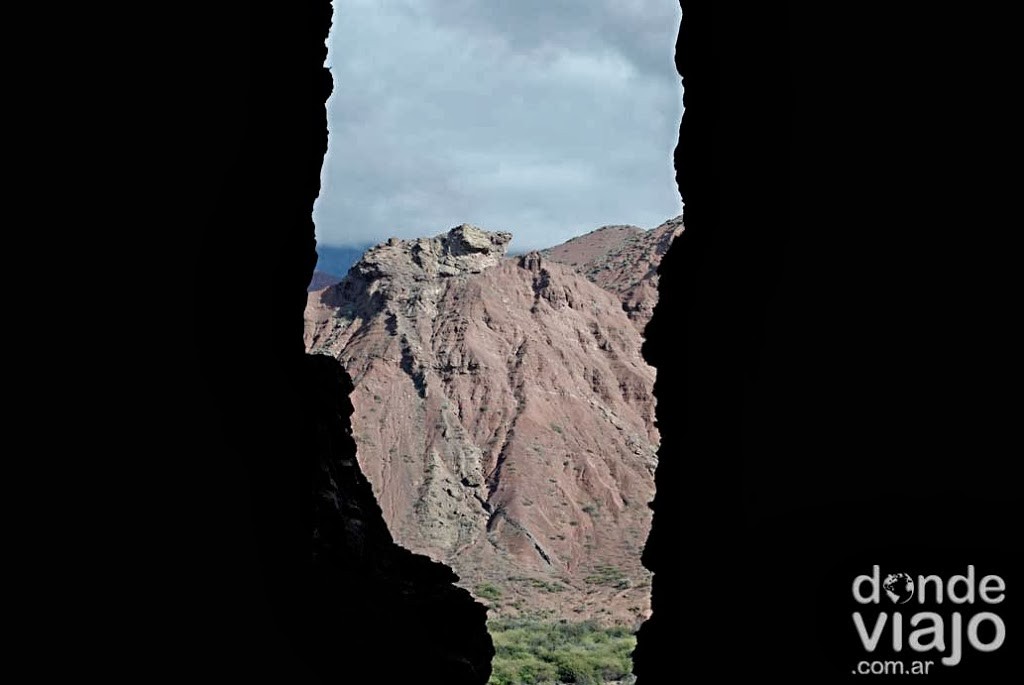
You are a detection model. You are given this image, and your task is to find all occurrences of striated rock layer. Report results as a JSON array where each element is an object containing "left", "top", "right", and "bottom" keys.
[{"left": 306, "top": 219, "right": 681, "bottom": 625}]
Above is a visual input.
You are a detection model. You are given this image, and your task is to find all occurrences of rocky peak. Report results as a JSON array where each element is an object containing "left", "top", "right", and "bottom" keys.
[
  {"left": 517, "top": 251, "right": 544, "bottom": 273},
  {"left": 314, "top": 225, "right": 512, "bottom": 329},
  {"left": 446, "top": 224, "right": 512, "bottom": 257},
  {"left": 356, "top": 225, "right": 511, "bottom": 282}
]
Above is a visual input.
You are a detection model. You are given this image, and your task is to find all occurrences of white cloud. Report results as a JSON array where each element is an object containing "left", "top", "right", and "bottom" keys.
[
  {"left": 543, "top": 50, "right": 638, "bottom": 87},
  {"left": 314, "top": 0, "right": 683, "bottom": 252}
]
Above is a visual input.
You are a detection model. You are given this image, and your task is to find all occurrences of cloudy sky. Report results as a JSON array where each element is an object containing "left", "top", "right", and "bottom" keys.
[{"left": 314, "top": 0, "right": 683, "bottom": 252}]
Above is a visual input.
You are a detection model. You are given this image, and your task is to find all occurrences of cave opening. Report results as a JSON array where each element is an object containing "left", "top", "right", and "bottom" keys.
[
  {"left": 306, "top": 2, "right": 684, "bottom": 684},
  {"left": 194, "top": 1, "right": 1021, "bottom": 683}
]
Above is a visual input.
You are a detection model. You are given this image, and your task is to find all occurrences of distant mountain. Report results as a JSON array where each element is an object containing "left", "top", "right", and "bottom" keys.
[
  {"left": 308, "top": 270, "right": 343, "bottom": 291},
  {"left": 305, "top": 218, "right": 682, "bottom": 626},
  {"left": 308, "top": 244, "right": 371, "bottom": 291}
]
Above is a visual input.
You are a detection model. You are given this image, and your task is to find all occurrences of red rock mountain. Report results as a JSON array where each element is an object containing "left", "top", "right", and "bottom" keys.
[
  {"left": 305, "top": 218, "right": 682, "bottom": 625},
  {"left": 542, "top": 216, "right": 684, "bottom": 331}
]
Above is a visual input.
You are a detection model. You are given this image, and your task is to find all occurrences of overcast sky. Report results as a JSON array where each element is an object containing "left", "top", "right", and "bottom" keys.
[{"left": 314, "top": 0, "right": 683, "bottom": 252}]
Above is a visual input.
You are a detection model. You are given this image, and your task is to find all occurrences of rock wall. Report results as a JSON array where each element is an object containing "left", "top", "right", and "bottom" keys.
[{"left": 189, "top": 2, "right": 494, "bottom": 682}]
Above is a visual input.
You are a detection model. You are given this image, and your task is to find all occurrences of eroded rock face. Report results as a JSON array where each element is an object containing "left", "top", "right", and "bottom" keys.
[{"left": 306, "top": 222, "right": 677, "bottom": 625}]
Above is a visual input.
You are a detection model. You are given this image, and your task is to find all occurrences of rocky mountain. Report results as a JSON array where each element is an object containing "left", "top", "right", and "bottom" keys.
[
  {"left": 305, "top": 219, "right": 681, "bottom": 625},
  {"left": 542, "top": 216, "right": 684, "bottom": 331}
]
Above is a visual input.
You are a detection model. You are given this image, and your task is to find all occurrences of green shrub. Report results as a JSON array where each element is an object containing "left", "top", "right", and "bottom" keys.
[
  {"left": 583, "top": 565, "right": 626, "bottom": 587},
  {"left": 476, "top": 582, "right": 503, "bottom": 602},
  {"left": 487, "top": 619, "right": 635, "bottom": 684}
]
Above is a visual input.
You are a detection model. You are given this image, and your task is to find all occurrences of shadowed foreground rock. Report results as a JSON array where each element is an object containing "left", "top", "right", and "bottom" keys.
[{"left": 306, "top": 353, "right": 493, "bottom": 683}]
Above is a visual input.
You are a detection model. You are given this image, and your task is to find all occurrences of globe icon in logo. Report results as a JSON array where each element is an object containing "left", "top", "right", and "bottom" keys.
[{"left": 883, "top": 572, "right": 915, "bottom": 604}]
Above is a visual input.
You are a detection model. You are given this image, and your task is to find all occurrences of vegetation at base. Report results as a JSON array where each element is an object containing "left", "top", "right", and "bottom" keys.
[{"left": 488, "top": 618, "right": 636, "bottom": 685}]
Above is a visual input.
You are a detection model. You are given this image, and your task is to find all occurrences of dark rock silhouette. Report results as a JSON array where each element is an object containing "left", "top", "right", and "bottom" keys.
[
  {"left": 186, "top": 1, "right": 1017, "bottom": 683},
  {"left": 307, "top": 354, "right": 493, "bottom": 683},
  {"left": 633, "top": 2, "right": 1016, "bottom": 684},
  {"left": 186, "top": 2, "right": 493, "bottom": 682}
]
